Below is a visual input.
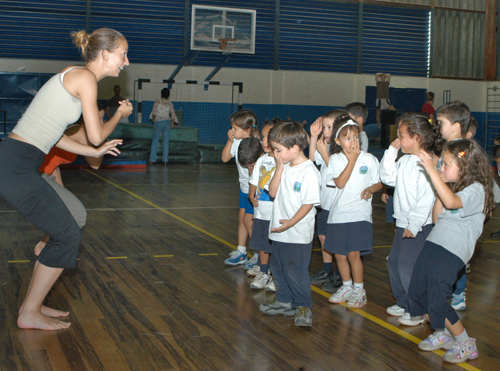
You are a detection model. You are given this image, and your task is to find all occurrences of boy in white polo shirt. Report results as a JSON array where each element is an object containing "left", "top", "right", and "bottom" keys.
[{"left": 258, "top": 121, "right": 321, "bottom": 327}]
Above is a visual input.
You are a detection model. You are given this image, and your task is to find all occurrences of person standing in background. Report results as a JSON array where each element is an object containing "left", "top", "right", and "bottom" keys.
[
  {"left": 106, "top": 85, "right": 129, "bottom": 123},
  {"left": 422, "top": 92, "right": 435, "bottom": 120},
  {"left": 375, "top": 73, "right": 396, "bottom": 127}
]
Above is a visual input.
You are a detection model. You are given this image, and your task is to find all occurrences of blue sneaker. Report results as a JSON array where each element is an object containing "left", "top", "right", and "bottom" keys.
[
  {"left": 244, "top": 254, "right": 258, "bottom": 270},
  {"left": 224, "top": 250, "right": 248, "bottom": 266},
  {"left": 451, "top": 292, "right": 466, "bottom": 311}
]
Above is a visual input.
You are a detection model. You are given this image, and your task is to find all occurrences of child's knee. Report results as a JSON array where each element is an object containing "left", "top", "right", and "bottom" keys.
[
  {"left": 335, "top": 254, "right": 347, "bottom": 263},
  {"left": 347, "top": 251, "right": 361, "bottom": 262}
]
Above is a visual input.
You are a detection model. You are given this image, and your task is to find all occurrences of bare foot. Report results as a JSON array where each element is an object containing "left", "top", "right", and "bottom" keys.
[
  {"left": 19, "top": 305, "right": 69, "bottom": 318},
  {"left": 18, "top": 311, "right": 71, "bottom": 331},
  {"left": 41, "top": 306, "right": 69, "bottom": 318},
  {"left": 34, "top": 241, "right": 46, "bottom": 256}
]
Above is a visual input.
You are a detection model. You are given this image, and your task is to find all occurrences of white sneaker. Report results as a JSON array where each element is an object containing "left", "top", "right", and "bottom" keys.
[
  {"left": 346, "top": 288, "right": 367, "bottom": 308},
  {"left": 264, "top": 276, "right": 276, "bottom": 292},
  {"left": 387, "top": 304, "right": 405, "bottom": 317},
  {"left": 247, "top": 265, "right": 261, "bottom": 276},
  {"left": 244, "top": 253, "right": 258, "bottom": 270},
  {"left": 250, "top": 272, "right": 270, "bottom": 289},
  {"left": 328, "top": 285, "right": 353, "bottom": 303},
  {"left": 398, "top": 312, "right": 428, "bottom": 326}
]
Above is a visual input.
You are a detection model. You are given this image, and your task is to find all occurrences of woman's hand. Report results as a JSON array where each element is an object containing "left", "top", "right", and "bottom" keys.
[
  {"left": 94, "top": 139, "right": 122, "bottom": 158},
  {"left": 117, "top": 99, "right": 133, "bottom": 118}
]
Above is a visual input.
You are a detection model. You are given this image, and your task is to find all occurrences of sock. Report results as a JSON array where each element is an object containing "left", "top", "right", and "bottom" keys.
[
  {"left": 454, "top": 329, "right": 469, "bottom": 343},
  {"left": 323, "top": 262, "right": 334, "bottom": 274},
  {"left": 343, "top": 280, "right": 353, "bottom": 287},
  {"left": 256, "top": 254, "right": 260, "bottom": 264},
  {"left": 237, "top": 245, "right": 247, "bottom": 254},
  {"left": 354, "top": 282, "right": 364, "bottom": 291},
  {"left": 437, "top": 328, "right": 452, "bottom": 336},
  {"left": 260, "top": 264, "right": 269, "bottom": 275}
]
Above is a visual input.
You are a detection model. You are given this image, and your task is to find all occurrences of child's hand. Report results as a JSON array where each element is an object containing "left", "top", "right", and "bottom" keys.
[
  {"left": 361, "top": 187, "right": 373, "bottom": 200},
  {"left": 316, "top": 136, "right": 328, "bottom": 154},
  {"left": 270, "top": 219, "right": 292, "bottom": 233},
  {"left": 227, "top": 129, "right": 235, "bottom": 142},
  {"left": 381, "top": 192, "right": 389, "bottom": 204},
  {"left": 390, "top": 138, "right": 401, "bottom": 149},
  {"left": 274, "top": 151, "right": 284, "bottom": 169},
  {"left": 249, "top": 193, "right": 259, "bottom": 208},
  {"left": 310, "top": 118, "right": 323, "bottom": 137},
  {"left": 417, "top": 150, "right": 436, "bottom": 173},
  {"left": 344, "top": 138, "right": 360, "bottom": 163},
  {"left": 402, "top": 229, "right": 415, "bottom": 239}
]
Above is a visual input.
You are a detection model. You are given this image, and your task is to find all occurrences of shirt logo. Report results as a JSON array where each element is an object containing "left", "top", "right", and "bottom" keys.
[
  {"left": 359, "top": 166, "right": 368, "bottom": 174},
  {"left": 293, "top": 182, "right": 302, "bottom": 192}
]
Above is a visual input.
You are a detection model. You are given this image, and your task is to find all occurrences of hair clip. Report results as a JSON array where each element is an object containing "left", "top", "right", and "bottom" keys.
[
  {"left": 457, "top": 151, "right": 466, "bottom": 158},
  {"left": 253, "top": 125, "right": 257, "bottom": 128}
]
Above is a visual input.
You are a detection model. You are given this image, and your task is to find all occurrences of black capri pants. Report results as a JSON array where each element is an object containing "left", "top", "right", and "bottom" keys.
[{"left": 0, "top": 138, "right": 81, "bottom": 268}]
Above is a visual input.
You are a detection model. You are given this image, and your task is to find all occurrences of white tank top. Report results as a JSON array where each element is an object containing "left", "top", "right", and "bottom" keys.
[{"left": 12, "top": 67, "right": 84, "bottom": 154}]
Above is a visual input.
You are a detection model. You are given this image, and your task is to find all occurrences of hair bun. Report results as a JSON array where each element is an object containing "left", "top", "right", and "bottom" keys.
[{"left": 72, "top": 30, "right": 89, "bottom": 51}]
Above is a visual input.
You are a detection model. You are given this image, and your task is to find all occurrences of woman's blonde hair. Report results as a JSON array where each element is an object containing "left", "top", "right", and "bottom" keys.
[{"left": 72, "top": 28, "right": 125, "bottom": 62}]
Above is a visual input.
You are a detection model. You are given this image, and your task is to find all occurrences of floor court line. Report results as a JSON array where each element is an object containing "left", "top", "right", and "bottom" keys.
[{"left": 86, "top": 170, "right": 481, "bottom": 371}]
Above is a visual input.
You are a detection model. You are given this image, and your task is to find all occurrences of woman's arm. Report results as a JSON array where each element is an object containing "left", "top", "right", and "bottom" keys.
[
  {"left": 64, "top": 68, "right": 132, "bottom": 145},
  {"left": 55, "top": 134, "right": 122, "bottom": 158}
]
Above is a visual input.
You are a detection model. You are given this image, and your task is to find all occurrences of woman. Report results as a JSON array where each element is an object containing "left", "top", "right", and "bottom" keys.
[
  {"left": 0, "top": 28, "right": 133, "bottom": 330},
  {"left": 149, "top": 88, "right": 178, "bottom": 163}
]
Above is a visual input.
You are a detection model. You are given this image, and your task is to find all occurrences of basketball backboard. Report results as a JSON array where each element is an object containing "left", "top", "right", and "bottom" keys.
[{"left": 191, "top": 5, "right": 256, "bottom": 54}]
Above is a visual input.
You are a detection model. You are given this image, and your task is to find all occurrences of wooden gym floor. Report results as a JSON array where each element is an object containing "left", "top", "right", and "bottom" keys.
[{"left": 0, "top": 163, "right": 499, "bottom": 371}]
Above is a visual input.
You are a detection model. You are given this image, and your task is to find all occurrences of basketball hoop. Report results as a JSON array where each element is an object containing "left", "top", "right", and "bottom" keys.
[{"left": 218, "top": 38, "right": 236, "bottom": 51}]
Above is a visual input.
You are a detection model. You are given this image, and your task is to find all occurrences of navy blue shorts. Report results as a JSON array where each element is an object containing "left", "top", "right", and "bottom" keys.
[
  {"left": 239, "top": 190, "right": 254, "bottom": 215},
  {"left": 315, "top": 208, "right": 329, "bottom": 236},
  {"left": 408, "top": 242, "right": 464, "bottom": 329},
  {"left": 249, "top": 218, "right": 272, "bottom": 254},
  {"left": 324, "top": 221, "right": 373, "bottom": 256}
]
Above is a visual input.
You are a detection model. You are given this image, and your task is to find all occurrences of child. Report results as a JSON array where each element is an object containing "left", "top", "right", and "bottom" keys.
[
  {"left": 248, "top": 118, "right": 281, "bottom": 290},
  {"left": 259, "top": 121, "right": 321, "bottom": 327},
  {"left": 380, "top": 113, "right": 441, "bottom": 326},
  {"left": 237, "top": 137, "right": 264, "bottom": 273},
  {"left": 222, "top": 110, "right": 260, "bottom": 266},
  {"left": 435, "top": 101, "right": 498, "bottom": 310},
  {"left": 325, "top": 116, "right": 382, "bottom": 308},
  {"left": 410, "top": 139, "right": 494, "bottom": 364},
  {"left": 345, "top": 102, "right": 369, "bottom": 152},
  {"left": 308, "top": 110, "right": 345, "bottom": 292}
]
